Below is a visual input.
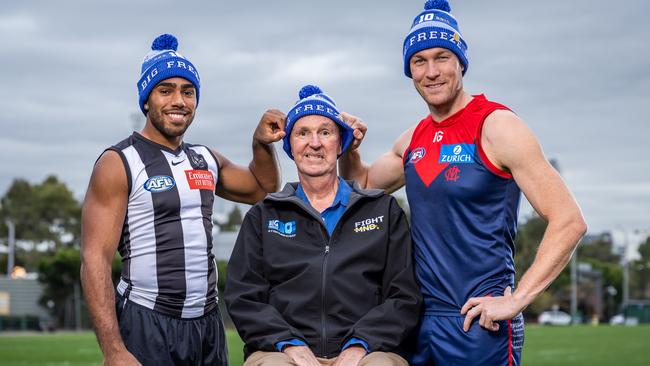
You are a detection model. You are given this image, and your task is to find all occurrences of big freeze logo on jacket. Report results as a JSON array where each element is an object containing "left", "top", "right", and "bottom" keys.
[{"left": 268, "top": 220, "right": 297, "bottom": 237}]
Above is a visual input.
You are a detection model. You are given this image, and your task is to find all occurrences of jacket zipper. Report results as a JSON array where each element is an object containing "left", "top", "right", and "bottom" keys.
[
  {"left": 267, "top": 193, "right": 368, "bottom": 357},
  {"left": 316, "top": 197, "right": 364, "bottom": 358},
  {"left": 321, "top": 237, "right": 329, "bottom": 357}
]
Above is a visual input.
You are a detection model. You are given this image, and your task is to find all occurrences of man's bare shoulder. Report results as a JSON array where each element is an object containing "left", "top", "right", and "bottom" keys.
[
  {"left": 208, "top": 148, "right": 229, "bottom": 168},
  {"left": 482, "top": 109, "right": 540, "bottom": 171},
  {"left": 88, "top": 150, "right": 128, "bottom": 197},
  {"left": 392, "top": 124, "right": 419, "bottom": 159},
  {"left": 482, "top": 109, "right": 524, "bottom": 139}
]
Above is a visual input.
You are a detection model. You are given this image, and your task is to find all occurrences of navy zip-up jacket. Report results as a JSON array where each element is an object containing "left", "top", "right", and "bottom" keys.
[{"left": 225, "top": 181, "right": 422, "bottom": 359}]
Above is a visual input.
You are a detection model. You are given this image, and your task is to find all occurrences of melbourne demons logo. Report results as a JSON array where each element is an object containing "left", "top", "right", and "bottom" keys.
[
  {"left": 409, "top": 147, "right": 426, "bottom": 163},
  {"left": 445, "top": 166, "right": 461, "bottom": 182},
  {"left": 144, "top": 175, "right": 175, "bottom": 192}
]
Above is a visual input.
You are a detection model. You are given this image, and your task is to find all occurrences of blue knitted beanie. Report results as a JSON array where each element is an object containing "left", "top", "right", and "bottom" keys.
[
  {"left": 283, "top": 85, "right": 354, "bottom": 160},
  {"left": 403, "top": 0, "right": 468, "bottom": 78},
  {"left": 137, "top": 34, "right": 200, "bottom": 115}
]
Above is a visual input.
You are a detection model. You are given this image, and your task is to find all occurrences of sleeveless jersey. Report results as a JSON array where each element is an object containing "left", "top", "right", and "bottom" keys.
[
  {"left": 403, "top": 94, "right": 521, "bottom": 314},
  {"left": 108, "top": 132, "right": 219, "bottom": 318}
]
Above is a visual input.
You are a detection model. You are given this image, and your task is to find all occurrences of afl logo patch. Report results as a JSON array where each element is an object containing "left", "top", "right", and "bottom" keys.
[
  {"left": 144, "top": 175, "right": 175, "bottom": 192},
  {"left": 409, "top": 147, "right": 426, "bottom": 163}
]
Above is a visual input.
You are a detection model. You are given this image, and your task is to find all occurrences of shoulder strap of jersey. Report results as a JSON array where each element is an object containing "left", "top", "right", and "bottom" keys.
[
  {"left": 102, "top": 134, "right": 137, "bottom": 197},
  {"left": 475, "top": 99, "right": 513, "bottom": 179},
  {"left": 402, "top": 115, "right": 433, "bottom": 165}
]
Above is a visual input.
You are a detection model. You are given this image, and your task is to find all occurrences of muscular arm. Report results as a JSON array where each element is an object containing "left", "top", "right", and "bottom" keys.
[
  {"left": 488, "top": 111, "right": 587, "bottom": 306},
  {"left": 461, "top": 110, "right": 587, "bottom": 331},
  {"left": 339, "top": 121, "right": 414, "bottom": 193},
  {"left": 215, "top": 109, "right": 284, "bottom": 204},
  {"left": 80, "top": 151, "right": 139, "bottom": 365}
]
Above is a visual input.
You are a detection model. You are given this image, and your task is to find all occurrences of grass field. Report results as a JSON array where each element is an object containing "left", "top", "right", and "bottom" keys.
[{"left": 0, "top": 326, "right": 648, "bottom": 365}]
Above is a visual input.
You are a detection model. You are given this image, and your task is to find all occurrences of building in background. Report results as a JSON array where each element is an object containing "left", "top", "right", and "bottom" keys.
[{"left": 0, "top": 277, "right": 54, "bottom": 331}]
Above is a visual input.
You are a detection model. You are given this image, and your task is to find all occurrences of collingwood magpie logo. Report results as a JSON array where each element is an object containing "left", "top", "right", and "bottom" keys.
[
  {"left": 268, "top": 220, "right": 297, "bottom": 237},
  {"left": 354, "top": 216, "right": 384, "bottom": 233},
  {"left": 188, "top": 150, "right": 208, "bottom": 169}
]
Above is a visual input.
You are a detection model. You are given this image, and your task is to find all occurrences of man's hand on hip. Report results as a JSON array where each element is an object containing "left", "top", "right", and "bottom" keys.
[{"left": 460, "top": 286, "right": 525, "bottom": 332}]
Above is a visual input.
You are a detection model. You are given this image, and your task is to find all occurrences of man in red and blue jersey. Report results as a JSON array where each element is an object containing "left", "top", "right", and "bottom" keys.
[{"left": 340, "top": 1, "right": 587, "bottom": 365}]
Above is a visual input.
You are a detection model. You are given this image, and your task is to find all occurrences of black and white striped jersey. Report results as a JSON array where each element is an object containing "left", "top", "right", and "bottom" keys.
[{"left": 108, "top": 132, "right": 219, "bottom": 318}]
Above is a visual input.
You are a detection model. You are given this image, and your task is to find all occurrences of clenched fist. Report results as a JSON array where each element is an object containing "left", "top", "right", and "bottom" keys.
[{"left": 254, "top": 109, "right": 287, "bottom": 145}]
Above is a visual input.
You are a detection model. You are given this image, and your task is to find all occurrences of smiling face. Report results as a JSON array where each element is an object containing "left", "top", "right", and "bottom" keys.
[
  {"left": 410, "top": 47, "right": 464, "bottom": 111},
  {"left": 290, "top": 115, "right": 341, "bottom": 180},
  {"left": 144, "top": 77, "right": 197, "bottom": 140}
]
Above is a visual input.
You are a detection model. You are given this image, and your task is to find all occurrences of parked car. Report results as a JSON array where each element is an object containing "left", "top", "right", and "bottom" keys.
[
  {"left": 609, "top": 314, "right": 625, "bottom": 325},
  {"left": 538, "top": 310, "right": 572, "bottom": 325}
]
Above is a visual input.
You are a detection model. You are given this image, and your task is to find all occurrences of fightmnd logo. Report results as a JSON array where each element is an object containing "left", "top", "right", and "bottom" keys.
[
  {"left": 354, "top": 216, "right": 384, "bottom": 233},
  {"left": 268, "top": 220, "right": 297, "bottom": 237}
]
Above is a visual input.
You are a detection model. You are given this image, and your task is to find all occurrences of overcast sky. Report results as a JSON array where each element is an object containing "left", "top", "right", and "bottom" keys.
[{"left": 1, "top": 0, "right": 648, "bottom": 233}]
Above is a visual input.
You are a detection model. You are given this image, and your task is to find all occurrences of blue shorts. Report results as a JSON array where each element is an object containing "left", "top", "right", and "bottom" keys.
[{"left": 410, "top": 313, "right": 524, "bottom": 366}]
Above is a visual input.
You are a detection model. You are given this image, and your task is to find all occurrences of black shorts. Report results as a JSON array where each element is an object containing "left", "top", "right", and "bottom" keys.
[{"left": 116, "top": 292, "right": 228, "bottom": 366}]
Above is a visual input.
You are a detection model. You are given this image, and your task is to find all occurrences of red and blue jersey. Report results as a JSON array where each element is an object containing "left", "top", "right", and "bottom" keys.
[{"left": 404, "top": 94, "right": 521, "bottom": 314}]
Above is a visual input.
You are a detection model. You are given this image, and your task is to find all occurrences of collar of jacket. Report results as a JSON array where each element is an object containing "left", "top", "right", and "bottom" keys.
[{"left": 264, "top": 180, "right": 384, "bottom": 220}]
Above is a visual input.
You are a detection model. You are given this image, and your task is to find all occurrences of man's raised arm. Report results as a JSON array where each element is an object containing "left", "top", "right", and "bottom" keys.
[
  {"left": 215, "top": 109, "right": 285, "bottom": 204},
  {"left": 338, "top": 112, "right": 414, "bottom": 193}
]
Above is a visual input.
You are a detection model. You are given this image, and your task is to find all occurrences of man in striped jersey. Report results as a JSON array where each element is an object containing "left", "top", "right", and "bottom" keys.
[{"left": 80, "top": 34, "right": 285, "bottom": 366}]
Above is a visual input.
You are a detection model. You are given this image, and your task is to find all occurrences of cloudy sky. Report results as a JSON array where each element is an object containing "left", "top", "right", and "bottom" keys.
[{"left": 1, "top": 0, "right": 648, "bottom": 233}]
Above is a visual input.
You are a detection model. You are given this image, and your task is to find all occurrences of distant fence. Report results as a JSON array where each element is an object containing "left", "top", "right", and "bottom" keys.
[
  {"left": 0, "top": 315, "right": 42, "bottom": 331},
  {"left": 0, "top": 277, "right": 53, "bottom": 331},
  {"left": 625, "top": 301, "right": 650, "bottom": 323}
]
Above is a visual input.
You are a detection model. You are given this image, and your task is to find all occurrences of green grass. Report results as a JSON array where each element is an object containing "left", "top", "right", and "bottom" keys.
[
  {"left": 523, "top": 325, "right": 650, "bottom": 366},
  {"left": 0, "top": 326, "right": 648, "bottom": 365},
  {"left": 0, "top": 330, "right": 244, "bottom": 366},
  {"left": 0, "top": 332, "right": 102, "bottom": 366}
]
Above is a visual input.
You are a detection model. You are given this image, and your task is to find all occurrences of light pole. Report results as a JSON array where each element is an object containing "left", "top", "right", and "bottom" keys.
[
  {"left": 5, "top": 219, "right": 15, "bottom": 277},
  {"left": 622, "top": 231, "right": 629, "bottom": 313},
  {"left": 571, "top": 252, "right": 578, "bottom": 322}
]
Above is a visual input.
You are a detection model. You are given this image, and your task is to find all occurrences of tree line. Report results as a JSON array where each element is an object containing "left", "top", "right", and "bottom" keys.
[{"left": 0, "top": 176, "right": 648, "bottom": 328}]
